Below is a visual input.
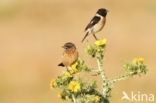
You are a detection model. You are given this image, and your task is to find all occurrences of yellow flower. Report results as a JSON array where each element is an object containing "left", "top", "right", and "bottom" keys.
[
  {"left": 64, "top": 71, "right": 72, "bottom": 77},
  {"left": 62, "top": 71, "right": 72, "bottom": 80},
  {"left": 95, "top": 38, "right": 107, "bottom": 46},
  {"left": 71, "top": 62, "right": 78, "bottom": 70},
  {"left": 68, "top": 81, "right": 81, "bottom": 93},
  {"left": 95, "top": 96, "right": 100, "bottom": 102},
  {"left": 133, "top": 57, "right": 144, "bottom": 64},
  {"left": 50, "top": 79, "right": 57, "bottom": 89},
  {"left": 69, "top": 62, "right": 79, "bottom": 74}
]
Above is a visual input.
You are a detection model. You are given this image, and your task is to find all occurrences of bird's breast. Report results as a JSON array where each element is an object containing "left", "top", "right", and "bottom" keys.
[
  {"left": 62, "top": 50, "right": 78, "bottom": 66},
  {"left": 93, "top": 17, "right": 106, "bottom": 33}
]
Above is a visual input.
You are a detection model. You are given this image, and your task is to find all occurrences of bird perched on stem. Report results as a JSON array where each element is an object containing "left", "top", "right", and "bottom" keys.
[
  {"left": 82, "top": 8, "right": 108, "bottom": 42},
  {"left": 58, "top": 42, "right": 79, "bottom": 67}
]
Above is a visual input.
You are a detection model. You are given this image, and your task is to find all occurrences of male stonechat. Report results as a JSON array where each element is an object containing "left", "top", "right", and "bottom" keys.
[
  {"left": 82, "top": 8, "right": 108, "bottom": 42},
  {"left": 58, "top": 42, "right": 79, "bottom": 67}
]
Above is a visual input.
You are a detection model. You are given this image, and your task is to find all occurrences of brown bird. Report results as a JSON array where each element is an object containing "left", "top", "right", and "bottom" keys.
[
  {"left": 58, "top": 42, "right": 78, "bottom": 67},
  {"left": 82, "top": 8, "right": 108, "bottom": 42}
]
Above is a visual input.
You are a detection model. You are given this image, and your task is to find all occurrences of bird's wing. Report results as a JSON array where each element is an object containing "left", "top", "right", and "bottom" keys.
[{"left": 85, "top": 16, "right": 101, "bottom": 31}]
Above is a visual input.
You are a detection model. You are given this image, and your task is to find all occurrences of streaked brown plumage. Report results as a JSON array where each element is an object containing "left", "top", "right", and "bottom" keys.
[{"left": 58, "top": 42, "right": 78, "bottom": 67}]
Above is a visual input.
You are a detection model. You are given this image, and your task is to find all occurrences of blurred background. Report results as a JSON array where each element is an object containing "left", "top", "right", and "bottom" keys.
[{"left": 0, "top": 0, "right": 156, "bottom": 103}]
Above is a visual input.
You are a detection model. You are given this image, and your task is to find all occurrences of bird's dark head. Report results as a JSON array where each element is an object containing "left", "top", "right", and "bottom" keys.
[
  {"left": 62, "top": 42, "right": 76, "bottom": 50},
  {"left": 97, "top": 8, "right": 108, "bottom": 17}
]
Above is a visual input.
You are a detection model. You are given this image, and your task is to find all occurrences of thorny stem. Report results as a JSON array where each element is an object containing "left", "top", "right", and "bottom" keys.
[
  {"left": 111, "top": 74, "right": 130, "bottom": 84},
  {"left": 72, "top": 94, "right": 76, "bottom": 103},
  {"left": 96, "top": 57, "right": 108, "bottom": 98}
]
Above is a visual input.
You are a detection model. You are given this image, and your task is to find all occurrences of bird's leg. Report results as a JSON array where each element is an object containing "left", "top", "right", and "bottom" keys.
[{"left": 93, "top": 33, "right": 98, "bottom": 40}]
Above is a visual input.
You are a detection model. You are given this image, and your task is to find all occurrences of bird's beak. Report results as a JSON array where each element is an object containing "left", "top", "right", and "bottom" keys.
[
  {"left": 62, "top": 46, "right": 65, "bottom": 48},
  {"left": 62, "top": 45, "right": 68, "bottom": 49}
]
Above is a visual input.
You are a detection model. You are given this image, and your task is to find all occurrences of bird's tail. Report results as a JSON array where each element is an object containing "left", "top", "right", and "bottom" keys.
[
  {"left": 81, "top": 32, "right": 89, "bottom": 43},
  {"left": 58, "top": 63, "right": 65, "bottom": 67}
]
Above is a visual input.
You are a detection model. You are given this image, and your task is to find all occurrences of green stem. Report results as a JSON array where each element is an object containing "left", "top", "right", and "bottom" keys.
[
  {"left": 96, "top": 57, "right": 108, "bottom": 98},
  {"left": 111, "top": 74, "right": 130, "bottom": 83},
  {"left": 72, "top": 94, "right": 76, "bottom": 103}
]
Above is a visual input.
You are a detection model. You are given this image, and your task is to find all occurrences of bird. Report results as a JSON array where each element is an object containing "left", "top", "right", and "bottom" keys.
[
  {"left": 81, "top": 8, "right": 108, "bottom": 42},
  {"left": 58, "top": 42, "right": 79, "bottom": 67}
]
